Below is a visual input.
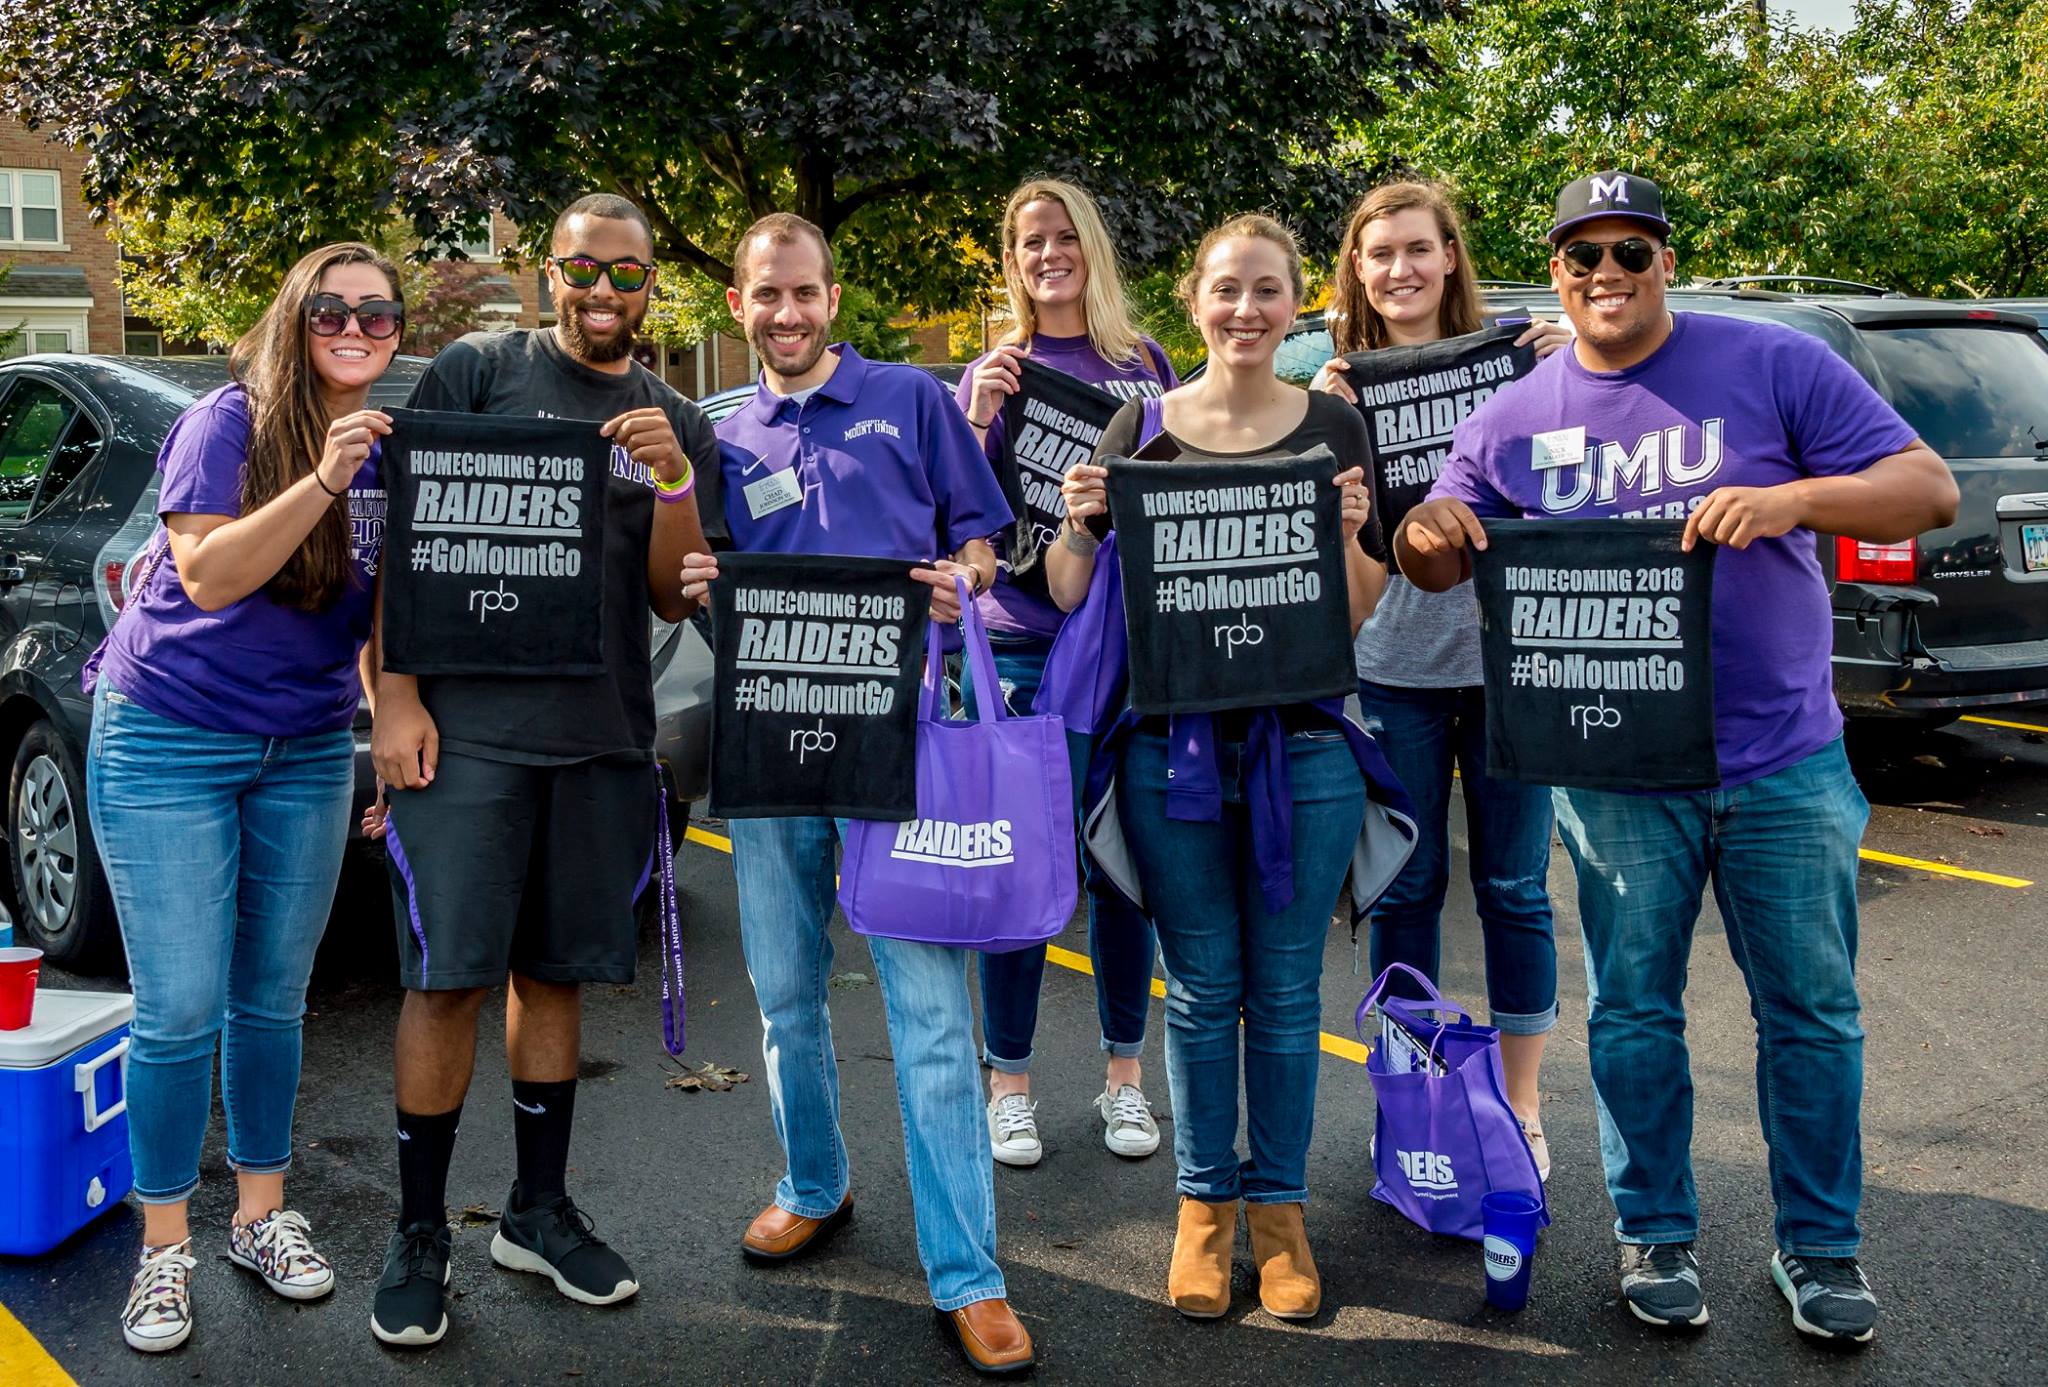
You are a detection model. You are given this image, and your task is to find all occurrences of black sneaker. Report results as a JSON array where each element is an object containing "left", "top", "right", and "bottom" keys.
[
  {"left": 371, "top": 1221, "right": 452, "bottom": 1348},
  {"left": 1771, "top": 1251, "right": 1877, "bottom": 1343},
  {"left": 490, "top": 1187, "right": 639, "bottom": 1306},
  {"left": 1620, "top": 1241, "right": 1709, "bottom": 1328}
]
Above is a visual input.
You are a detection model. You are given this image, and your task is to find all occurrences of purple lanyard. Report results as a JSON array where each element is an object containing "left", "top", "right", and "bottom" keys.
[{"left": 655, "top": 771, "right": 685, "bottom": 1056}]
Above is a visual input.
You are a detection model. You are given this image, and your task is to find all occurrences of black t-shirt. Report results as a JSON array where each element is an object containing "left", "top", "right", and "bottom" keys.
[
  {"left": 1092, "top": 390, "right": 1389, "bottom": 563},
  {"left": 403, "top": 329, "right": 721, "bottom": 763}
]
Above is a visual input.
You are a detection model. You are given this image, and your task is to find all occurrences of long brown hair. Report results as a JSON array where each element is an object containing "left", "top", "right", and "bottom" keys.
[
  {"left": 1329, "top": 183, "right": 1483, "bottom": 355},
  {"left": 228, "top": 242, "right": 400, "bottom": 611}
]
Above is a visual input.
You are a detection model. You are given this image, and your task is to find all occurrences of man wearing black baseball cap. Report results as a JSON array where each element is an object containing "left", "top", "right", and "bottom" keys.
[{"left": 1398, "top": 170, "right": 1958, "bottom": 1345}]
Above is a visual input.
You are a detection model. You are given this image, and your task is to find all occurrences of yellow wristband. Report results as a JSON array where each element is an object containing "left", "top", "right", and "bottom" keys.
[{"left": 652, "top": 459, "right": 694, "bottom": 495}]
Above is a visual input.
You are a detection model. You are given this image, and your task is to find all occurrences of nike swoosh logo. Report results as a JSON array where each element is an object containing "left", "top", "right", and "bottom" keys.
[
  {"left": 396, "top": 1130, "right": 411, "bottom": 1141},
  {"left": 513, "top": 1099, "right": 547, "bottom": 1115}
]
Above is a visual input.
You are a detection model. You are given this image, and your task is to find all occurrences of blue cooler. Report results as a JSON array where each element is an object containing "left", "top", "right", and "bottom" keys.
[{"left": 0, "top": 989, "right": 134, "bottom": 1255}]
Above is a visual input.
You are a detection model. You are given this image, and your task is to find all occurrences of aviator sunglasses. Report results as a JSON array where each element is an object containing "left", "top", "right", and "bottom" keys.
[
  {"left": 1559, "top": 236, "right": 1660, "bottom": 277},
  {"left": 551, "top": 254, "right": 654, "bottom": 294},
  {"left": 306, "top": 294, "right": 405, "bottom": 340}
]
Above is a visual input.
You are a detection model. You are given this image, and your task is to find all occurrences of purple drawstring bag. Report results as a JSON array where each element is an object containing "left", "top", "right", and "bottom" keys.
[
  {"left": 838, "top": 576, "right": 1077, "bottom": 951},
  {"left": 1357, "top": 963, "right": 1548, "bottom": 1241}
]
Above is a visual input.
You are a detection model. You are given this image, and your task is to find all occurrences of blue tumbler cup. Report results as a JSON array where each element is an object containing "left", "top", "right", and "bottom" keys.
[{"left": 1481, "top": 1190, "right": 1543, "bottom": 1311}]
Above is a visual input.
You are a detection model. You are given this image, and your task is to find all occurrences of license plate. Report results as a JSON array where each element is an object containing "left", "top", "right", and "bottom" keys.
[{"left": 2026, "top": 522, "right": 2048, "bottom": 573}]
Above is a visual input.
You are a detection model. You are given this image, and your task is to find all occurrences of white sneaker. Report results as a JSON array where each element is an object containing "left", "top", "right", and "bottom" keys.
[
  {"left": 121, "top": 1239, "right": 196, "bottom": 1353},
  {"left": 228, "top": 1208, "right": 336, "bottom": 1301},
  {"left": 1096, "top": 1083, "right": 1161, "bottom": 1158},
  {"left": 987, "top": 1093, "right": 1042, "bottom": 1167}
]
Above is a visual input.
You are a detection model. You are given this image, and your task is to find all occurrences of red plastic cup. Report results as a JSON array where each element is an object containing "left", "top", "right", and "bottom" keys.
[{"left": 0, "top": 947, "right": 43, "bottom": 1030}]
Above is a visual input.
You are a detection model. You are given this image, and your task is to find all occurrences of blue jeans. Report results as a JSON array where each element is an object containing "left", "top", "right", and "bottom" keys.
[
  {"left": 86, "top": 680, "right": 353, "bottom": 1203},
  {"left": 727, "top": 814, "right": 1004, "bottom": 1310},
  {"left": 1118, "top": 730, "right": 1365, "bottom": 1203},
  {"left": 1357, "top": 680, "right": 1557, "bottom": 1033},
  {"left": 1552, "top": 738, "right": 1869, "bottom": 1257},
  {"left": 961, "top": 640, "right": 1157, "bottom": 1072}
]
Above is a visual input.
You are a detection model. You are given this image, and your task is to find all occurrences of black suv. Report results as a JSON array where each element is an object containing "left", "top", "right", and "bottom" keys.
[{"left": 1271, "top": 288, "right": 2048, "bottom": 728}]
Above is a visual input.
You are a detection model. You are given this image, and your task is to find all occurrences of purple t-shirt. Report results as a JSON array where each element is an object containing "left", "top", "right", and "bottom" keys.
[
  {"left": 1430, "top": 312, "right": 1919, "bottom": 788},
  {"left": 955, "top": 333, "right": 1176, "bottom": 640},
  {"left": 714, "top": 344, "right": 1012, "bottom": 561},
  {"left": 96, "top": 384, "right": 383, "bottom": 738}
]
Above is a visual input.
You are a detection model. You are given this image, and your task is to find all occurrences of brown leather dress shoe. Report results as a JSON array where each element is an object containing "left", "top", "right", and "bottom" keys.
[
  {"left": 939, "top": 1297, "right": 1034, "bottom": 1375},
  {"left": 740, "top": 1192, "right": 853, "bottom": 1263}
]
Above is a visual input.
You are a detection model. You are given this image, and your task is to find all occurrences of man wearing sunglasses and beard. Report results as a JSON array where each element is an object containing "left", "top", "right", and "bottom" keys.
[
  {"left": 1397, "top": 172, "right": 1957, "bottom": 1347},
  {"left": 366, "top": 193, "right": 720, "bottom": 1348}
]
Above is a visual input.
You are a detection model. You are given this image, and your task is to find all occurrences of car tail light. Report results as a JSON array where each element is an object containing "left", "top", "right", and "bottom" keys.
[
  {"left": 101, "top": 550, "right": 151, "bottom": 614},
  {"left": 1835, "top": 535, "right": 1917, "bottom": 583}
]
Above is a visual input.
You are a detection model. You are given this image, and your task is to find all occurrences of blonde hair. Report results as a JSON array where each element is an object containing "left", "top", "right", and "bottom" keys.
[
  {"left": 1177, "top": 213, "right": 1305, "bottom": 311},
  {"left": 1329, "top": 182, "right": 1483, "bottom": 355},
  {"left": 997, "top": 177, "right": 1145, "bottom": 368}
]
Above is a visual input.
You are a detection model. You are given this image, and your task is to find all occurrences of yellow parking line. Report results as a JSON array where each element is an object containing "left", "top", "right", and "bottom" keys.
[
  {"left": 683, "top": 829, "right": 1374, "bottom": 1064},
  {"left": 1961, "top": 713, "right": 2048, "bottom": 735},
  {"left": 1858, "top": 847, "right": 2031, "bottom": 888},
  {"left": 0, "top": 1304, "right": 75, "bottom": 1387}
]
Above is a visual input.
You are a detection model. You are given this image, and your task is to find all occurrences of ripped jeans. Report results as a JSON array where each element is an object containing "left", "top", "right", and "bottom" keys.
[{"left": 1358, "top": 680, "right": 1557, "bottom": 1034}]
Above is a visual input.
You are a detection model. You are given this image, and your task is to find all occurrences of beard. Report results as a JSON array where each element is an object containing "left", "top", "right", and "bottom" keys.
[
  {"left": 559, "top": 299, "right": 644, "bottom": 364},
  {"left": 747, "top": 319, "right": 829, "bottom": 380}
]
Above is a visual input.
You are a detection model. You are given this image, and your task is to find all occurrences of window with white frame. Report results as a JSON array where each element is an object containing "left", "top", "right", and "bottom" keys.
[
  {"left": 0, "top": 311, "right": 88, "bottom": 358},
  {"left": 0, "top": 170, "right": 62, "bottom": 244},
  {"left": 452, "top": 220, "right": 496, "bottom": 261}
]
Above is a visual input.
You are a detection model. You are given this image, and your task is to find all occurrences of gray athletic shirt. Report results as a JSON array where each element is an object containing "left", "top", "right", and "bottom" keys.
[{"left": 1353, "top": 574, "right": 1483, "bottom": 688}]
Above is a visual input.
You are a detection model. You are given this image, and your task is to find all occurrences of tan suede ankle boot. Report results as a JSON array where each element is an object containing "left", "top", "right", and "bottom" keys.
[
  {"left": 1168, "top": 1197, "right": 1237, "bottom": 1319},
  {"left": 1245, "top": 1201, "right": 1321, "bottom": 1319}
]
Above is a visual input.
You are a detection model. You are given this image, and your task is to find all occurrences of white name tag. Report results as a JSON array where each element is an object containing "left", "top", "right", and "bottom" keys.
[
  {"left": 743, "top": 467, "right": 804, "bottom": 521},
  {"left": 1530, "top": 426, "right": 1587, "bottom": 472}
]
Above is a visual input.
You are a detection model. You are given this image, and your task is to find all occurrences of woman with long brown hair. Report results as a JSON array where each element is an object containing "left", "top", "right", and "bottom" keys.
[
  {"left": 1315, "top": 182, "right": 1567, "bottom": 1179},
  {"left": 85, "top": 242, "right": 403, "bottom": 1353}
]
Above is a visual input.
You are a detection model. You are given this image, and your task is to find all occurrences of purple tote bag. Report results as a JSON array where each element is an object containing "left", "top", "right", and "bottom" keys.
[
  {"left": 838, "top": 576, "right": 1077, "bottom": 952},
  {"left": 1357, "top": 963, "right": 1548, "bottom": 1241}
]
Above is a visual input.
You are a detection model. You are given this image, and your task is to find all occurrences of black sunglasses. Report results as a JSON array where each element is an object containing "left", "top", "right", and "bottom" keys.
[
  {"left": 1559, "top": 237, "right": 1661, "bottom": 277},
  {"left": 306, "top": 295, "right": 404, "bottom": 340},
  {"left": 551, "top": 255, "right": 654, "bottom": 294}
]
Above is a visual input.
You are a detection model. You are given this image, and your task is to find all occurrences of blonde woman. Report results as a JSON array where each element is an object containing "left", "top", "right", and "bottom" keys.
[{"left": 954, "top": 178, "right": 1176, "bottom": 1169}]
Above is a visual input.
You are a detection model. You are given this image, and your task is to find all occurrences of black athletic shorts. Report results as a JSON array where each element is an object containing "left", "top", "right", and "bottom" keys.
[{"left": 384, "top": 750, "right": 658, "bottom": 991}]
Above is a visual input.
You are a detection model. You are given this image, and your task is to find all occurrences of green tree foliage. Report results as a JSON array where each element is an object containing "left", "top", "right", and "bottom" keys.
[
  {"left": 0, "top": 1, "right": 1434, "bottom": 324},
  {"left": 1349, "top": 0, "right": 2048, "bottom": 297}
]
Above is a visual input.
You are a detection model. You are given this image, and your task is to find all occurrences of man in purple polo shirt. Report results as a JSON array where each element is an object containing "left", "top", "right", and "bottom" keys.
[
  {"left": 677, "top": 214, "right": 1032, "bottom": 1374},
  {"left": 1397, "top": 173, "right": 1956, "bottom": 1345}
]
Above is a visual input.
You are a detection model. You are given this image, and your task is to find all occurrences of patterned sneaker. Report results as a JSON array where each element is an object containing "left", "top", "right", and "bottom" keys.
[
  {"left": 1620, "top": 1241, "right": 1709, "bottom": 1328},
  {"left": 1771, "top": 1251, "right": 1878, "bottom": 1343},
  {"left": 228, "top": 1209, "right": 335, "bottom": 1301},
  {"left": 121, "top": 1239, "right": 196, "bottom": 1353},
  {"left": 371, "top": 1221, "right": 452, "bottom": 1348},
  {"left": 987, "top": 1093, "right": 1043, "bottom": 1168},
  {"left": 1096, "top": 1083, "right": 1161, "bottom": 1158},
  {"left": 491, "top": 1188, "right": 639, "bottom": 1305}
]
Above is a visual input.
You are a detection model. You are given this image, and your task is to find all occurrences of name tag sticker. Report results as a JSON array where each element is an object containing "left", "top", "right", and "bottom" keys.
[
  {"left": 743, "top": 468, "right": 804, "bottom": 520},
  {"left": 1530, "top": 426, "right": 1586, "bottom": 472}
]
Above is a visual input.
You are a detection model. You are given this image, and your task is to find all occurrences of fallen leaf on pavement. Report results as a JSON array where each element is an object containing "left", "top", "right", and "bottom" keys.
[
  {"left": 664, "top": 1060, "right": 750, "bottom": 1092},
  {"left": 457, "top": 1204, "right": 501, "bottom": 1226},
  {"left": 829, "top": 972, "right": 872, "bottom": 990},
  {"left": 1912, "top": 754, "right": 1946, "bottom": 768},
  {"left": 1966, "top": 824, "right": 2006, "bottom": 836}
]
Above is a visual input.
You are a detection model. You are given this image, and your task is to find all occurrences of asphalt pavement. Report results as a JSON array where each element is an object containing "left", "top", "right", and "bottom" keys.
[{"left": 3, "top": 718, "right": 2044, "bottom": 1385}]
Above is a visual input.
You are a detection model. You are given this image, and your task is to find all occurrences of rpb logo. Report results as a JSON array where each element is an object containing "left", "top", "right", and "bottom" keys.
[
  {"left": 788, "top": 718, "right": 837, "bottom": 763},
  {"left": 1568, "top": 694, "right": 1622, "bottom": 739},
  {"left": 467, "top": 579, "right": 520, "bottom": 622},
  {"left": 1212, "top": 615, "right": 1264, "bottom": 658}
]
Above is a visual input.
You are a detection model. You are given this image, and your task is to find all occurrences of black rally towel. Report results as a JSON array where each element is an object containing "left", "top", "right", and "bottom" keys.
[
  {"left": 1107, "top": 450, "right": 1355, "bottom": 715},
  {"left": 996, "top": 358, "right": 1123, "bottom": 592},
  {"left": 1344, "top": 324, "right": 1537, "bottom": 541},
  {"left": 708, "top": 552, "right": 929, "bottom": 820},
  {"left": 381, "top": 408, "right": 611, "bottom": 675},
  {"left": 1470, "top": 519, "right": 1719, "bottom": 790}
]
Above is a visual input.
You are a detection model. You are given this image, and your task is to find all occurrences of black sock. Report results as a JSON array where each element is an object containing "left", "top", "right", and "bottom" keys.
[
  {"left": 396, "top": 1106, "right": 462, "bottom": 1229},
  {"left": 510, "top": 1078, "right": 577, "bottom": 1210}
]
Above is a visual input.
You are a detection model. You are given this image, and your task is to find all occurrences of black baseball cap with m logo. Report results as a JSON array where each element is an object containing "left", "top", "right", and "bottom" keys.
[{"left": 1549, "top": 171, "right": 1672, "bottom": 244}]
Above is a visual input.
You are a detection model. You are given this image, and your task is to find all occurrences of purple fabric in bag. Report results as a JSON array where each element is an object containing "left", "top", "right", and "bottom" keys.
[
  {"left": 837, "top": 577, "right": 1077, "bottom": 951},
  {"left": 1357, "top": 963, "right": 1547, "bottom": 1241}
]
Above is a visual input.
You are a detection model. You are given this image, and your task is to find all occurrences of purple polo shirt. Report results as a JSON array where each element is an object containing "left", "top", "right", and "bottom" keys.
[{"left": 713, "top": 344, "right": 1012, "bottom": 561}]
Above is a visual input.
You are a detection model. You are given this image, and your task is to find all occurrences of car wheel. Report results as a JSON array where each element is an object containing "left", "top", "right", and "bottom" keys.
[{"left": 9, "top": 719, "right": 118, "bottom": 970}]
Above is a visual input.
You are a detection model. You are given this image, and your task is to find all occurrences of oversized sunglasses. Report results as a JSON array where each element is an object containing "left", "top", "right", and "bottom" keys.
[
  {"left": 551, "top": 255, "right": 654, "bottom": 294},
  {"left": 306, "top": 295, "right": 404, "bottom": 339},
  {"left": 1559, "top": 237, "right": 1660, "bottom": 277}
]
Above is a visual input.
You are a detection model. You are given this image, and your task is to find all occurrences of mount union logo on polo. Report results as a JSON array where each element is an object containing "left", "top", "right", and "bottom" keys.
[
  {"left": 1396, "top": 1148, "right": 1459, "bottom": 1197},
  {"left": 888, "top": 818, "right": 1015, "bottom": 868}
]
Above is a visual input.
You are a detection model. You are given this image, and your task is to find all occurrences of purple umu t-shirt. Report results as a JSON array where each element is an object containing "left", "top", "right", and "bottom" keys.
[
  {"left": 955, "top": 333, "right": 1176, "bottom": 640},
  {"left": 1430, "top": 312, "right": 1919, "bottom": 788},
  {"left": 96, "top": 384, "right": 383, "bottom": 738}
]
